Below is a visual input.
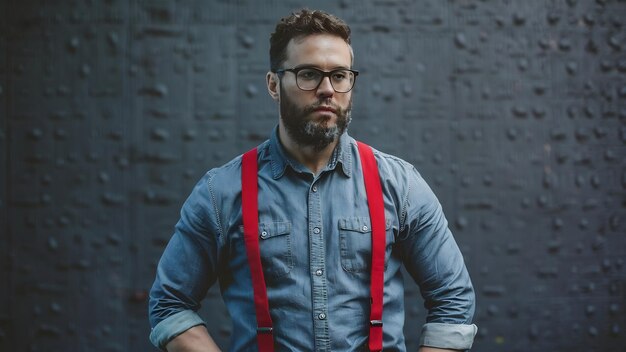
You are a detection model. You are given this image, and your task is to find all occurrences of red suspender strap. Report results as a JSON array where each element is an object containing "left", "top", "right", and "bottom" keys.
[
  {"left": 242, "top": 143, "right": 385, "bottom": 351},
  {"left": 357, "top": 141, "right": 386, "bottom": 352},
  {"left": 241, "top": 148, "right": 275, "bottom": 352}
]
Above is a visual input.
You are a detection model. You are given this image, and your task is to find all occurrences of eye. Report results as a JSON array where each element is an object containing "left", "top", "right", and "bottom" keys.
[
  {"left": 332, "top": 70, "right": 349, "bottom": 81},
  {"left": 298, "top": 69, "right": 321, "bottom": 80}
]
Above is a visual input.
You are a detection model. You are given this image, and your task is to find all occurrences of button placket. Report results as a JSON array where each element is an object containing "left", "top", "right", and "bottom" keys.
[{"left": 308, "top": 177, "right": 329, "bottom": 350}]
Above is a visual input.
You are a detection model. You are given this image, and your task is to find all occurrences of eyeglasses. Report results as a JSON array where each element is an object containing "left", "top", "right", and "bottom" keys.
[{"left": 275, "top": 67, "right": 359, "bottom": 93}]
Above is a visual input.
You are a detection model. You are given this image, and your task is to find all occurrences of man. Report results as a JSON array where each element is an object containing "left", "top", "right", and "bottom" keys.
[{"left": 149, "top": 9, "right": 477, "bottom": 352}]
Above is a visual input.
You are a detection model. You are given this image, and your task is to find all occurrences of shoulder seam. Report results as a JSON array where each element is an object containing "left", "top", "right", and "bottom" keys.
[
  {"left": 400, "top": 174, "right": 410, "bottom": 233},
  {"left": 206, "top": 171, "right": 224, "bottom": 240}
]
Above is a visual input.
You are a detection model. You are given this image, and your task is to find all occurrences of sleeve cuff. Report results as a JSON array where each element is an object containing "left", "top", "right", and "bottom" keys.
[
  {"left": 149, "top": 310, "right": 206, "bottom": 350},
  {"left": 419, "top": 322, "right": 478, "bottom": 350}
]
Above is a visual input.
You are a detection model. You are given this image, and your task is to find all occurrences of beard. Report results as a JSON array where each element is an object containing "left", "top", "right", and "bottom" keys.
[{"left": 279, "top": 85, "right": 352, "bottom": 152}]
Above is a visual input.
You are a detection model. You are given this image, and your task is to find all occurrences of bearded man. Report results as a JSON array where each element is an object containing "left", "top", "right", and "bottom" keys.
[{"left": 149, "top": 8, "right": 477, "bottom": 352}]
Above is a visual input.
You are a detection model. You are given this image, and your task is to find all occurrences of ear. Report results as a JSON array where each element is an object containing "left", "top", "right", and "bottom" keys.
[{"left": 266, "top": 71, "right": 280, "bottom": 101}]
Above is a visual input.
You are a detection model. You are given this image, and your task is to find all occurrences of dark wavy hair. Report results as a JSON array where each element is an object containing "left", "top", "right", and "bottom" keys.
[{"left": 269, "top": 9, "right": 352, "bottom": 72}]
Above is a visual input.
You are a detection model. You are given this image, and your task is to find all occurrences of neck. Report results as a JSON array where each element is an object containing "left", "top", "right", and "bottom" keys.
[{"left": 278, "top": 124, "right": 339, "bottom": 176}]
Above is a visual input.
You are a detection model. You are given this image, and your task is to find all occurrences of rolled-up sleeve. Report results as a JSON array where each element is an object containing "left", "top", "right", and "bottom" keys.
[
  {"left": 148, "top": 172, "right": 220, "bottom": 350},
  {"left": 419, "top": 322, "right": 478, "bottom": 350},
  {"left": 399, "top": 167, "right": 477, "bottom": 350},
  {"left": 149, "top": 310, "right": 206, "bottom": 349}
]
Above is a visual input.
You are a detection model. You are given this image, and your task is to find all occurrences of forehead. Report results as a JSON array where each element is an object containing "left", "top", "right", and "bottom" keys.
[{"left": 284, "top": 34, "right": 352, "bottom": 68}]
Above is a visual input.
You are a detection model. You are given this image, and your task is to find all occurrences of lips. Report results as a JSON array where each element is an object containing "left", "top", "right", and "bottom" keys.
[{"left": 314, "top": 106, "right": 337, "bottom": 113}]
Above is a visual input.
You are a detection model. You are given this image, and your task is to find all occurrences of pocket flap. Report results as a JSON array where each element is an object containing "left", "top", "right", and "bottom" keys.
[
  {"left": 338, "top": 217, "right": 391, "bottom": 233},
  {"left": 259, "top": 221, "right": 291, "bottom": 240}
]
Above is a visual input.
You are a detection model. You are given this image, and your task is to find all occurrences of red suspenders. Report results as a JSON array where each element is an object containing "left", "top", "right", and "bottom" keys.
[
  {"left": 242, "top": 148, "right": 275, "bottom": 351},
  {"left": 356, "top": 141, "right": 386, "bottom": 352},
  {"left": 241, "top": 142, "right": 386, "bottom": 352}
]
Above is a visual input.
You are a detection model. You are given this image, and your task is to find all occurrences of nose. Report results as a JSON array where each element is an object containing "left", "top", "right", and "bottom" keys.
[{"left": 316, "top": 76, "right": 335, "bottom": 98}]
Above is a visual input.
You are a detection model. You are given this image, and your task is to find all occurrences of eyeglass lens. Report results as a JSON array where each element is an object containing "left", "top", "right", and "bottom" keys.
[{"left": 296, "top": 68, "right": 355, "bottom": 92}]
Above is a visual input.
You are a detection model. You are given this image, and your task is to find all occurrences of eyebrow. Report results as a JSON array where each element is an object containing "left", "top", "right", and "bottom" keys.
[{"left": 292, "top": 64, "right": 351, "bottom": 71}]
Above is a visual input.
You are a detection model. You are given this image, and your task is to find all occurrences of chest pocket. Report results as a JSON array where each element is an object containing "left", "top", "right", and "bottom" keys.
[
  {"left": 338, "top": 217, "right": 393, "bottom": 273},
  {"left": 257, "top": 221, "right": 293, "bottom": 279}
]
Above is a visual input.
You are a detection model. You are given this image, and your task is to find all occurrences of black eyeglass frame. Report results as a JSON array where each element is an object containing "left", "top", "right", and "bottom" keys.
[{"left": 274, "top": 67, "right": 360, "bottom": 93}]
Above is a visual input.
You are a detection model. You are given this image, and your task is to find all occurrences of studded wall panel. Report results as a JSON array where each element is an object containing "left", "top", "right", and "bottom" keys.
[
  {"left": 3, "top": 1, "right": 625, "bottom": 351},
  {"left": 1, "top": 0, "right": 7, "bottom": 349}
]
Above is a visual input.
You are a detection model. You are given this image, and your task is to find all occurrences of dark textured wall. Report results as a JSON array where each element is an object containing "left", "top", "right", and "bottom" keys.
[{"left": 2, "top": 1, "right": 625, "bottom": 351}]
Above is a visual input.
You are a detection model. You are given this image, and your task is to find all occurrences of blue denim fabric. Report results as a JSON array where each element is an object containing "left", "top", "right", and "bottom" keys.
[{"left": 149, "top": 127, "right": 477, "bottom": 351}]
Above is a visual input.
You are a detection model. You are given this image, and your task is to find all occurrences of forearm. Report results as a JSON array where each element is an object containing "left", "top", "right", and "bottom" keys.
[{"left": 165, "top": 325, "right": 222, "bottom": 352}]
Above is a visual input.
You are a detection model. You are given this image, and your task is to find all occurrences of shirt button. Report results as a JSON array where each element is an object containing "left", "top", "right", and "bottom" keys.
[
  {"left": 318, "top": 313, "right": 326, "bottom": 320},
  {"left": 313, "top": 227, "right": 320, "bottom": 234},
  {"left": 315, "top": 269, "right": 323, "bottom": 276},
  {"left": 260, "top": 231, "right": 268, "bottom": 239},
  {"left": 312, "top": 186, "right": 317, "bottom": 192},
  {"left": 362, "top": 225, "right": 368, "bottom": 231}
]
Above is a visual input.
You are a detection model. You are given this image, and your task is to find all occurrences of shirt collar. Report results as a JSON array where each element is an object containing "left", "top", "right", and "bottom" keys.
[{"left": 268, "top": 126, "right": 353, "bottom": 179}]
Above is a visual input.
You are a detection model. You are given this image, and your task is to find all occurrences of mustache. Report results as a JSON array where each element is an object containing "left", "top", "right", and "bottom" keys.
[{"left": 302, "top": 101, "right": 342, "bottom": 115}]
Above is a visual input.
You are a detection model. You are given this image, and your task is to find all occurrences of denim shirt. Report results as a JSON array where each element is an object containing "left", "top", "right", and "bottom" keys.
[{"left": 149, "top": 128, "right": 477, "bottom": 351}]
